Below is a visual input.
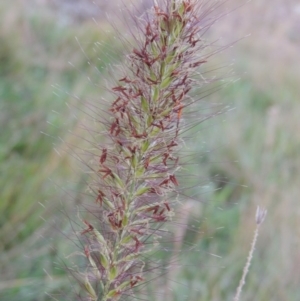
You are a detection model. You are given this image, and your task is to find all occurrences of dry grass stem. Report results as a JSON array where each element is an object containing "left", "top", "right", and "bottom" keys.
[{"left": 233, "top": 206, "right": 267, "bottom": 301}]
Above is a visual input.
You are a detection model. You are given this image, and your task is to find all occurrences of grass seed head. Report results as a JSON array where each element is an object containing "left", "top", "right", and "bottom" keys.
[{"left": 72, "top": 0, "right": 226, "bottom": 300}]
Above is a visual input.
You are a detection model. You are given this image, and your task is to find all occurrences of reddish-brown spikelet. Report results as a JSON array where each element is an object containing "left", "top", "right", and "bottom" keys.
[{"left": 75, "top": 1, "right": 221, "bottom": 300}]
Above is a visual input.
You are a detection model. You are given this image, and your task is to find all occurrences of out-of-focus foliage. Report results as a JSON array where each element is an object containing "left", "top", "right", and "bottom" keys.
[{"left": 0, "top": 1, "right": 121, "bottom": 300}]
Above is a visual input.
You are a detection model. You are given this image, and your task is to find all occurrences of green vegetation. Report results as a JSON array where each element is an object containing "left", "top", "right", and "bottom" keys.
[
  {"left": 1, "top": 1, "right": 299, "bottom": 300},
  {"left": 0, "top": 2, "right": 121, "bottom": 300}
]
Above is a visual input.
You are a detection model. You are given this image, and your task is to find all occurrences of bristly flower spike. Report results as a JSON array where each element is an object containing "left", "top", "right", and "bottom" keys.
[{"left": 75, "top": 1, "right": 222, "bottom": 300}]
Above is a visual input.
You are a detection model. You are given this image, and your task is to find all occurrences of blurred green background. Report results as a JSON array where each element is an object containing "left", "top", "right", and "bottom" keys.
[{"left": 1, "top": 0, "right": 300, "bottom": 300}]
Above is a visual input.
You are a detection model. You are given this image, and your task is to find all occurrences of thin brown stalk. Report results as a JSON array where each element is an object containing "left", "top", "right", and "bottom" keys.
[{"left": 233, "top": 206, "right": 267, "bottom": 301}]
